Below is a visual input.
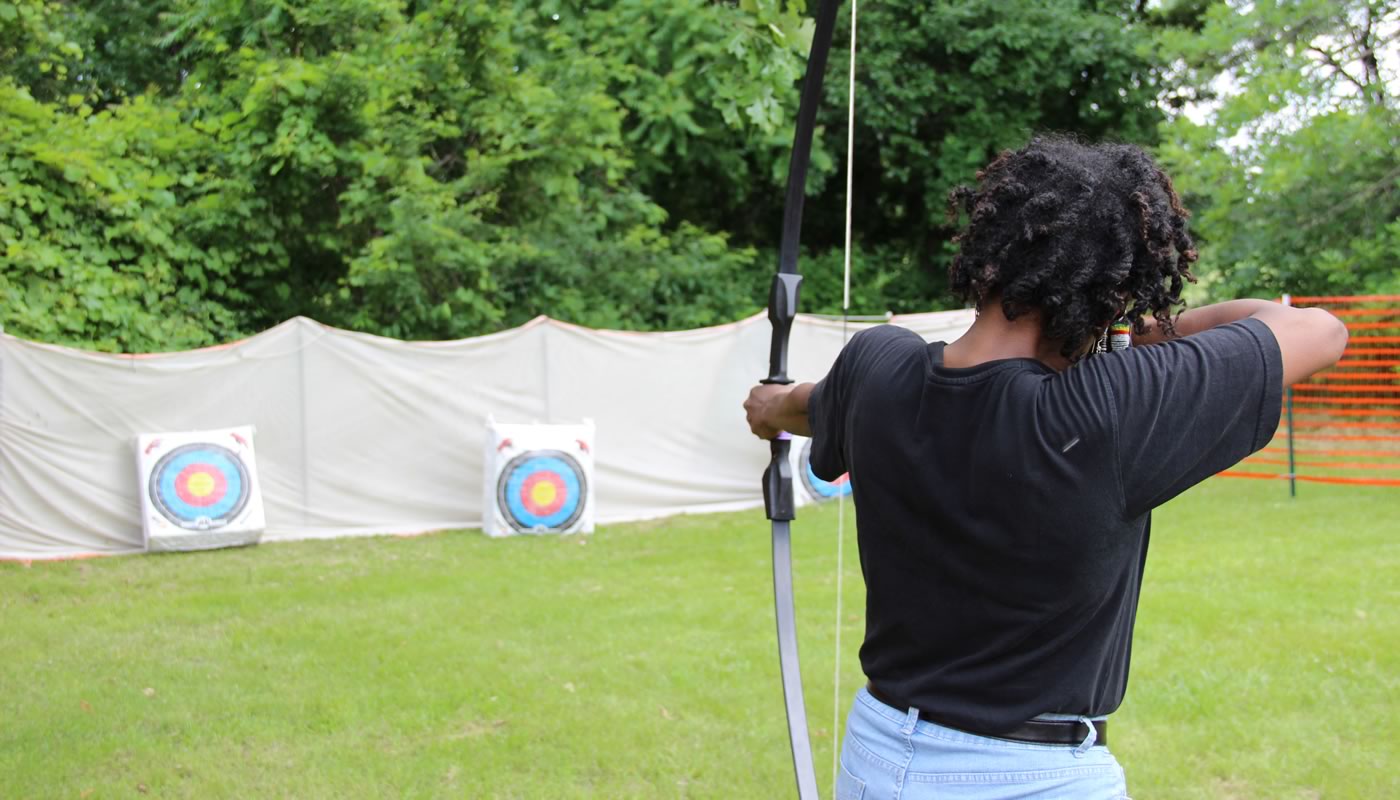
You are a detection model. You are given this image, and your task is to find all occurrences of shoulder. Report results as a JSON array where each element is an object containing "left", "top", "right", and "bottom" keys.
[
  {"left": 851, "top": 323, "right": 925, "bottom": 346},
  {"left": 834, "top": 325, "right": 930, "bottom": 384},
  {"left": 814, "top": 325, "right": 927, "bottom": 410},
  {"left": 844, "top": 324, "right": 927, "bottom": 360}
]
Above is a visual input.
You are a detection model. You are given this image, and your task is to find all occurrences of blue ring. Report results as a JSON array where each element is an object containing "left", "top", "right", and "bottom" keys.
[{"left": 799, "top": 439, "right": 851, "bottom": 501}]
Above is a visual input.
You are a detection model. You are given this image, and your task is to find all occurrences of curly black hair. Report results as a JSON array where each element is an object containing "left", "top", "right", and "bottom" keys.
[{"left": 947, "top": 135, "right": 1197, "bottom": 359}]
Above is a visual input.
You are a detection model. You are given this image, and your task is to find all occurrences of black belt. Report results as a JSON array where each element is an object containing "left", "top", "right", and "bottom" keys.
[{"left": 865, "top": 683, "right": 1107, "bottom": 747}]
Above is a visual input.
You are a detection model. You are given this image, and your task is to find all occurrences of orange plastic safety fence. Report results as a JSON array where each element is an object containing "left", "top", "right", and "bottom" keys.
[
  {"left": 1329, "top": 309, "right": 1400, "bottom": 317},
  {"left": 1219, "top": 471, "right": 1400, "bottom": 487},
  {"left": 1218, "top": 295, "right": 1400, "bottom": 489},
  {"left": 1292, "top": 384, "right": 1398, "bottom": 392},
  {"left": 1336, "top": 360, "right": 1400, "bottom": 367},
  {"left": 1244, "top": 456, "right": 1400, "bottom": 470},
  {"left": 1287, "top": 433, "right": 1400, "bottom": 442},
  {"left": 1260, "top": 446, "right": 1400, "bottom": 458},
  {"left": 1292, "top": 408, "right": 1400, "bottom": 416},
  {"left": 1291, "top": 396, "right": 1400, "bottom": 405},
  {"left": 1294, "top": 475, "right": 1400, "bottom": 487},
  {"left": 1313, "top": 373, "right": 1400, "bottom": 381},
  {"left": 1288, "top": 294, "right": 1400, "bottom": 303},
  {"left": 1286, "top": 419, "right": 1400, "bottom": 429}
]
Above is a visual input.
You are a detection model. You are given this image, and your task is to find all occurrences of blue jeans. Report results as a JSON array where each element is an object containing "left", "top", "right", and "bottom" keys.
[{"left": 837, "top": 687, "right": 1131, "bottom": 800}]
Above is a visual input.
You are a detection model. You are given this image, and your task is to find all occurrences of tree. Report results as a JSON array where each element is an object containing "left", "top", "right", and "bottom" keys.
[
  {"left": 0, "top": 82, "right": 242, "bottom": 350},
  {"left": 2, "top": 0, "right": 804, "bottom": 349},
  {"left": 1155, "top": 0, "right": 1400, "bottom": 298},
  {"left": 707, "top": 0, "right": 1170, "bottom": 317},
  {"left": 3, "top": 0, "right": 1181, "bottom": 350}
]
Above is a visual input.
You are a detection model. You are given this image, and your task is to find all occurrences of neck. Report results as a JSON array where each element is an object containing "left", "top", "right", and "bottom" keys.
[{"left": 944, "top": 296, "right": 1073, "bottom": 371}]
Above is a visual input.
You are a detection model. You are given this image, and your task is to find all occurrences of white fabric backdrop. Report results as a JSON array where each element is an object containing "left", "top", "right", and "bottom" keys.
[{"left": 0, "top": 310, "right": 973, "bottom": 559}]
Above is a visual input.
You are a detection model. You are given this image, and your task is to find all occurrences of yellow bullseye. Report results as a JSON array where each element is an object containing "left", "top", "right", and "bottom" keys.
[
  {"left": 186, "top": 471, "right": 216, "bottom": 498},
  {"left": 530, "top": 481, "right": 557, "bottom": 507}
]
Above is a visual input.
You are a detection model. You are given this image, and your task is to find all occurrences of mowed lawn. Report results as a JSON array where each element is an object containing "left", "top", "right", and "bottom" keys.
[{"left": 2, "top": 478, "right": 1396, "bottom": 799}]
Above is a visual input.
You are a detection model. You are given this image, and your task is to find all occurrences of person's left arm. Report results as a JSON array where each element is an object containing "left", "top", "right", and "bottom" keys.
[{"left": 744, "top": 382, "right": 816, "bottom": 440}]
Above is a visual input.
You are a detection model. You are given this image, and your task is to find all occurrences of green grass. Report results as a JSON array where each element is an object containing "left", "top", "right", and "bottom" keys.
[{"left": 2, "top": 478, "right": 1396, "bottom": 799}]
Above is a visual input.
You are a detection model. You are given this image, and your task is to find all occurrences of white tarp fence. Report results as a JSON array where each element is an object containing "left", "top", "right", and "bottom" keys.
[{"left": 0, "top": 310, "right": 973, "bottom": 559}]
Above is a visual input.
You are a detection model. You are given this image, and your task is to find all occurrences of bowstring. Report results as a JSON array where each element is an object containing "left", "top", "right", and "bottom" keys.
[{"left": 833, "top": 0, "right": 857, "bottom": 790}]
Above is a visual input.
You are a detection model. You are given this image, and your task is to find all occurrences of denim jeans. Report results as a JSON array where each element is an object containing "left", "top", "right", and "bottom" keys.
[{"left": 837, "top": 687, "right": 1132, "bottom": 800}]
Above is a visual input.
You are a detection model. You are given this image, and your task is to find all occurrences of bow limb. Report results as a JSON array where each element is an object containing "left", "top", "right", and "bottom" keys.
[{"left": 761, "top": 1, "right": 842, "bottom": 797}]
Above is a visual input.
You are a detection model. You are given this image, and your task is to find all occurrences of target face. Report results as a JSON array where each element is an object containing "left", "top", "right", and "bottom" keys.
[
  {"left": 148, "top": 443, "right": 251, "bottom": 530},
  {"left": 799, "top": 439, "right": 851, "bottom": 501},
  {"left": 497, "top": 450, "right": 588, "bottom": 532}
]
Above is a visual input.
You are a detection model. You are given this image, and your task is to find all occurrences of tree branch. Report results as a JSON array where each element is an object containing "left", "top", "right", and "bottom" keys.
[
  {"left": 1356, "top": 3, "right": 1387, "bottom": 106},
  {"left": 1298, "top": 165, "right": 1400, "bottom": 232},
  {"left": 1306, "top": 44, "right": 1371, "bottom": 96}
]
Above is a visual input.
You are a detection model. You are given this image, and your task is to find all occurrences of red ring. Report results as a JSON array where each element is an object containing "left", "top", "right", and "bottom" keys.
[
  {"left": 174, "top": 462, "right": 228, "bottom": 507},
  {"left": 520, "top": 471, "right": 567, "bottom": 516}
]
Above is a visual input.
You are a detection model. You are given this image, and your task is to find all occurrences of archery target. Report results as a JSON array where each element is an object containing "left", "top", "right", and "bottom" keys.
[
  {"left": 798, "top": 438, "right": 851, "bottom": 502},
  {"left": 484, "top": 420, "right": 595, "bottom": 537},
  {"left": 136, "top": 426, "right": 266, "bottom": 552},
  {"left": 149, "top": 443, "right": 250, "bottom": 529},
  {"left": 497, "top": 450, "right": 587, "bottom": 532}
]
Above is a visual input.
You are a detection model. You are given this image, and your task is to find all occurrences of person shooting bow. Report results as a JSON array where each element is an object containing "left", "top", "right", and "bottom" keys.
[{"left": 744, "top": 135, "right": 1348, "bottom": 799}]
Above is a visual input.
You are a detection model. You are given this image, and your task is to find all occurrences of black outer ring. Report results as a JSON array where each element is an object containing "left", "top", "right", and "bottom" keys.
[
  {"left": 147, "top": 442, "right": 251, "bottom": 530},
  {"left": 495, "top": 449, "right": 588, "bottom": 533}
]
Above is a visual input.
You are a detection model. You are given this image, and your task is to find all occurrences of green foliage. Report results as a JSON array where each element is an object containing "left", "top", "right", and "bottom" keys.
[
  {"left": 2, "top": 0, "right": 800, "bottom": 350},
  {"left": 782, "top": 0, "right": 1170, "bottom": 315},
  {"left": 1162, "top": 109, "right": 1400, "bottom": 298},
  {"left": 3, "top": 0, "right": 1183, "bottom": 351},
  {"left": 44, "top": 1, "right": 178, "bottom": 106},
  {"left": 0, "top": 83, "right": 240, "bottom": 350},
  {"left": 524, "top": 0, "right": 815, "bottom": 239},
  {"left": 0, "top": 0, "right": 87, "bottom": 103},
  {"left": 1156, "top": 0, "right": 1400, "bottom": 299},
  {"left": 570, "top": 0, "right": 1172, "bottom": 318}
]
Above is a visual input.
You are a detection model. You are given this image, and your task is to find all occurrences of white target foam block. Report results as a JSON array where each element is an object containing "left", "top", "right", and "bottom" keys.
[
  {"left": 135, "top": 425, "right": 267, "bottom": 553},
  {"left": 789, "top": 435, "right": 852, "bottom": 507},
  {"left": 484, "top": 420, "right": 595, "bottom": 537}
]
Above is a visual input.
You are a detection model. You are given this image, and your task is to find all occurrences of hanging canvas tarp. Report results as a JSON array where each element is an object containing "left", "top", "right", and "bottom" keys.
[{"left": 0, "top": 309, "right": 974, "bottom": 559}]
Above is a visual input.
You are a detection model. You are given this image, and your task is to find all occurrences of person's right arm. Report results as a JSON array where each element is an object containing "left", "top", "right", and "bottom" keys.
[{"left": 1133, "top": 299, "right": 1348, "bottom": 385}]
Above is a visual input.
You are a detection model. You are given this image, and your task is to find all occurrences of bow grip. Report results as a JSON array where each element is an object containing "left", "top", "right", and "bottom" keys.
[
  {"left": 763, "top": 433, "right": 796, "bottom": 521},
  {"left": 761, "top": 273, "right": 803, "bottom": 386}
]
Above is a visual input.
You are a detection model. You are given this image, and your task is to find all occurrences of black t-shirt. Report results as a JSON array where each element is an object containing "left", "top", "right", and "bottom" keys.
[{"left": 808, "top": 318, "right": 1283, "bottom": 733}]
